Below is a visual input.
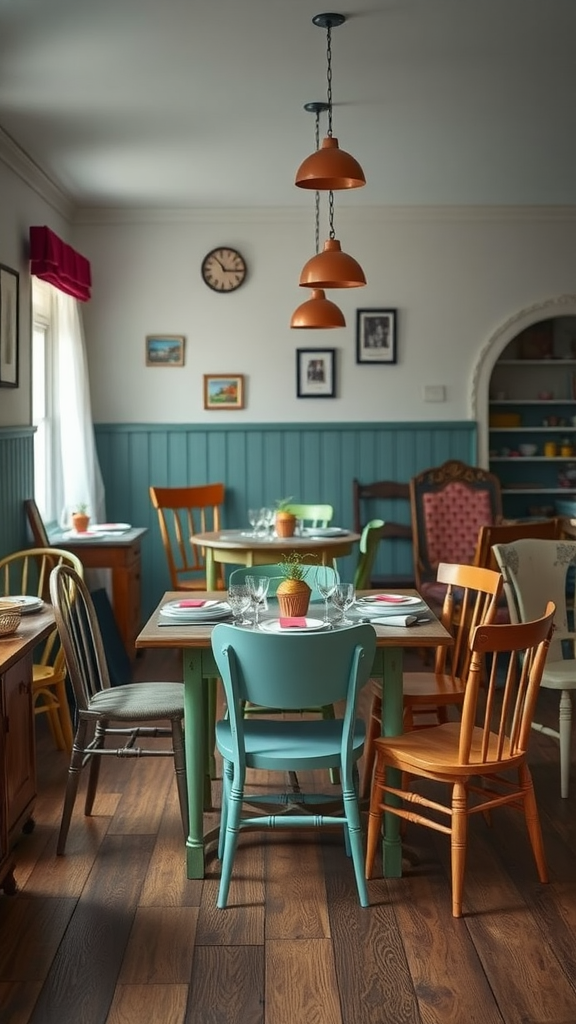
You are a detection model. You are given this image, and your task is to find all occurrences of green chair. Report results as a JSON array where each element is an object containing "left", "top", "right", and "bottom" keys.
[
  {"left": 211, "top": 622, "right": 376, "bottom": 908},
  {"left": 354, "top": 518, "right": 386, "bottom": 590},
  {"left": 284, "top": 503, "right": 334, "bottom": 528}
]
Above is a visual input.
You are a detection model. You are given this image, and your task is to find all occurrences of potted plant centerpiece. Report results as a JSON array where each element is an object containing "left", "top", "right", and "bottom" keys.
[
  {"left": 276, "top": 551, "right": 312, "bottom": 618},
  {"left": 71, "top": 503, "right": 90, "bottom": 533},
  {"left": 274, "top": 496, "right": 296, "bottom": 538}
]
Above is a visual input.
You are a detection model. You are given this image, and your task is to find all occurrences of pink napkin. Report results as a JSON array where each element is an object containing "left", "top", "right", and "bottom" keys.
[
  {"left": 177, "top": 599, "right": 207, "bottom": 608},
  {"left": 372, "top": 594, "right": 409, "bottom": 603},
  {"left": 279, "top": 616, "right": 308, "bottom": 629}
]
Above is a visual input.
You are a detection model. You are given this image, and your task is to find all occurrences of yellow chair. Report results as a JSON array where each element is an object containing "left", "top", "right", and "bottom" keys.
[
  {"left": 365, "top": 603, "right": 554, "bottom": 917},
  {"left": 0, "top": 547, "right": 84, "bottom": 752},
  {"left": 149, "top": 483, "right": 226, "bottom": 590},
  {"left": 283, "top": 502, "right": 333, "bottom": 528}
]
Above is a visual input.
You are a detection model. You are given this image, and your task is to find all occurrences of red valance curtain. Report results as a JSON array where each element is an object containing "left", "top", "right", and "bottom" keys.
[{"left": 29, "top": 225, "right": 91, "bottom": 302}]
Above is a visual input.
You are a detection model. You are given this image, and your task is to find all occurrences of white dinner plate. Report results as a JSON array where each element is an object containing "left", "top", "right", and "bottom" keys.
[
  {"left": 90, "top": 522, "right": 131, "bottom": 533},
  {"left": 8, "top": 595, "right": 44, "bottom": 614},
  {"left": 357, "top": 593, "right": 422, "bottom": 606},
  {"left": 301, "top": 527, "right": 349, "bottom": 538},
  {"left": 260, "top": 617, "right": 328, "bottom": 633},
  {"left": 161, "top": 600, "right": 230, "bottom": 619}
]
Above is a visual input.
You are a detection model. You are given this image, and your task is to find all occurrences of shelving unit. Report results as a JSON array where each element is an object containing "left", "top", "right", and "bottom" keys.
[{"left": 489, "top": 320, "right": 576, "bottom": 519}]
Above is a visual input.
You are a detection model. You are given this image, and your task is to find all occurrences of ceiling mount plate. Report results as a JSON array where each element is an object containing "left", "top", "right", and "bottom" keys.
[
  {"left": 312, "top": 13, "right": 346, "bottom": 29},
  {"left": 304, "top": 101, "right": 330, "bottom": 114}
]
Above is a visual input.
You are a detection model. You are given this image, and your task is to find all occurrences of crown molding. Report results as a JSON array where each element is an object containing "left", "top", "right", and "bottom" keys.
[{"left": 0, "top": 126, "right": 74, "bottom": 220}]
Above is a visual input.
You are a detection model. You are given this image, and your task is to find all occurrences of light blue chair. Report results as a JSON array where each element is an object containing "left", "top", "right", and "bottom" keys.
[
  {"left": 211, "top": 622, "right": 376, "bottom": 908},
  {"left": 228, "top": 562, "right": 338, "bottom": 602}
]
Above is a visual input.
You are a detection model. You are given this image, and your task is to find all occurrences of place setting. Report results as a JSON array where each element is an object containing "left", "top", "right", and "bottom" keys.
[
  {"left": 158, "top": 598, "right": 233, "bottom": 626},
  {"left": 353, "top": 591, "right": 428, "bottom": 627}
]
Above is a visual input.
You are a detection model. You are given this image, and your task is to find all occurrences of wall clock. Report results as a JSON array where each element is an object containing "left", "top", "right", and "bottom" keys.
[{"left": 201, "top": 247, "right": 247, "bottom": 293}]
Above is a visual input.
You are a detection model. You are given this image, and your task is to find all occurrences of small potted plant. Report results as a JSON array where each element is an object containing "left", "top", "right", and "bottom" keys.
[
  {"left": 71, "top": 503, "right": 90, "bottom": 533},
  {"left": 276, "top": 551, "right": 312, "bottom": 617},
  {"left": 274, "top": 496, "right": 296, "bottom": 538}
]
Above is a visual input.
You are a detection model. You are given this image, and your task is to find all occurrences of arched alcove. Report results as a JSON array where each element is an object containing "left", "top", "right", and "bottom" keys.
[{"left": 471, "top": 294, "right": 576, "bottom": 467}]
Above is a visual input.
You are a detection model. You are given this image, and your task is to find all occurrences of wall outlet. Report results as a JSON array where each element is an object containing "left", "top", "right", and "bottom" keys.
[{"left": 423, "top": 384, "right": 446, "bottom": 402}]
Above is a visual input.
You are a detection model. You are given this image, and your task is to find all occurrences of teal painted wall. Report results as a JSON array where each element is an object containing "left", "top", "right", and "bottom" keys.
[
  {"left": 0, "top": 421, "right": 477, "bottom": 625},
  {"left": 94, "top": 421, "right": 477, "bottom": 620},
  {"left": 0, "top": 428, "right": 35, "bottom": 557}
]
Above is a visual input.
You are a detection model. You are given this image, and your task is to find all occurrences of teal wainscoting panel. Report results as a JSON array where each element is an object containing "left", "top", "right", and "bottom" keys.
[
  {"left": 95, "top": 422, "right": 477, "bottom": 622},
  {"left": 0, "top": 428, "right": 35, "bottom": 558}
]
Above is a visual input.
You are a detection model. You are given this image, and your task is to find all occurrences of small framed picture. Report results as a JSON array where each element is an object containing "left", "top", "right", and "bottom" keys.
[
  {"left": 204, "top": 373, "right": 245, "bottom": 410},
  {"left": 356, "top": 309, "right": 397, "bottom": 364},
  {"left": 145, "top": 335, "right": 185, "bottom": 366},
  {"left": 297, "top": 348, "right": 336, "bottom": 398},
  {"left": 0, "top": 264, "right": 19, "bottom": 388}
]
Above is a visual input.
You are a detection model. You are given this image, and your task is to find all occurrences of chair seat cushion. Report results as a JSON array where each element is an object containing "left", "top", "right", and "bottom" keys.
[
  {"left": 216, "top": 717, "right": 365, "bottom": 771},
  {"left": 87, "top": 681, "right": 185, "bottom": 719}
]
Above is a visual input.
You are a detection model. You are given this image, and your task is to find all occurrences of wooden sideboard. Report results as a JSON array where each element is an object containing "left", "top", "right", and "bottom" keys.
[
  {"left": 0, "top": 606, "right": 55, "bottom": 894},
  {"left": 49, "top": 527, "right": 147, "bottom": 659}
]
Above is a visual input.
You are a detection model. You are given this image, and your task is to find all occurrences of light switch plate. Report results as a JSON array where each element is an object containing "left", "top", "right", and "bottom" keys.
[{"left": 423, "top": 384, "right": 446, "bottom": 402}]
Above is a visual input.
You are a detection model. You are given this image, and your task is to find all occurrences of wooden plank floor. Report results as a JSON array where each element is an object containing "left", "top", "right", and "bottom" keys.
[{"left": 1, "top": 648, "right": 576, "bottom": 1024}]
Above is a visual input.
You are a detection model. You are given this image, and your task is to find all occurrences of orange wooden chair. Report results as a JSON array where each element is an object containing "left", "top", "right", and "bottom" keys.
[
  {"left": 149, "top": 483, "right": 226, "bottom": 590},
  {"left": 365, "top": 602, "right": 555, "bottom": 917},
  {"left": 361, "top": 561, "right": 503, "bottom": 798}
]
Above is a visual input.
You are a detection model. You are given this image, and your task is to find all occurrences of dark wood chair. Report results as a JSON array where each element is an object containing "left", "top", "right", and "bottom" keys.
[
  {"left": 352, "top": 478, "right": 414, "bottom": 588},
  {"left": 24, "top": 498, "right": 51, "bottom": 546}
]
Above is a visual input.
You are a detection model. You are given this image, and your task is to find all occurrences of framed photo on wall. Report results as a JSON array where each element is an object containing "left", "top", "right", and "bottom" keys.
[
  {"left": 0, "top": 264, "right": 19, "bottom": 387},
  {"left": 356, "top": 308, "right": 397, "bottom": 365},
  {"left": 145, "top": 335, "right": 185, "bottom": 366},
  {"left": 204, "top": 374, "right": 245, "bottom": 410},
  {"left": 296, "top": 348, "right": 336, "bottom": 398}
]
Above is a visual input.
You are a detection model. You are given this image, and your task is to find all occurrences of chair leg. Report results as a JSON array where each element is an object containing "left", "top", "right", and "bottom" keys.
[
  {"left": 57, "top": 720, "right": 88, "bottom": 855},
  {"left": 365, "top": 755, "right": 386, "bottom": 879},
  {"left": 343, "top": 784, "right": 369, "bottom": 906},
  {"left": 171, "top": 716, "right": 189, "bottom": 837},
  {"left": 361, "top": 693, "right": 382, "bottom": 800},
  {"left": 519, "top": 764, "right": 548, "bottom": 883},
  {"left": 558, "top": 689, "right": 572, "bottom": 798},
  {"left": 450, "top": 781, "right": 468, "bottom": 918},
  {"left": 217, "top": 775, "right": 244, "bottom": 909},
  {"left": 218, "top": 760, "right": 233, "bottom": 861},
  {"left": 84, "top": 722, "right": 106, "bottom": 816}
]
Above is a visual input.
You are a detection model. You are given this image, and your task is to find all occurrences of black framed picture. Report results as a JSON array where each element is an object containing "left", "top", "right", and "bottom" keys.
[
  {"left": 356, "top": 308, "right": 397, "bottom": 365},
  {"left": 296, "top": 348, "right": 336, "bottom": 398},
  {"left": 0, "top": 264, "right": 19, "bottom": 387}
]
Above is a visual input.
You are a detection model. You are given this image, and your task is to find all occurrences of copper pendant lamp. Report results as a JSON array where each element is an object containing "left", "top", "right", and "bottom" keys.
[
  {"left": 295, "top": 14, "right": 366, "bottom": 192},
  {"left": 291, "top": 102, "right": 346, "bottom": 328}
]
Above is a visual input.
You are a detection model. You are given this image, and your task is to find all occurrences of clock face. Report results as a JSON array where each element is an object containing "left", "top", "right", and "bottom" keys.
[{"left": 201, "top": 247, "right": 247, "bottom": 292}]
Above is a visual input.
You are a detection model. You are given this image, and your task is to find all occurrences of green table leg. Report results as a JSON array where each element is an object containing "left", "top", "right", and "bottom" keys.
[
  {"left": 183, "top": 650, "right": 208, "bottom": 879},
  {"left": 380, "top": 646, "right": 404, "bottom": 878},
  {"left": 206, "top": 549, "right": 217, "bottom": 591}
]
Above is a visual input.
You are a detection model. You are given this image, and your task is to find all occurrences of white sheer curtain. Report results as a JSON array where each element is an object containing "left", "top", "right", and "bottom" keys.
[{"left": 35, "top": 280, "right": 106, "bottom": 526}]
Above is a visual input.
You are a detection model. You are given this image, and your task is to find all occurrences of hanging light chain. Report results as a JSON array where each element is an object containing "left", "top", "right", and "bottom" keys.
[
  {"left": 328, "top": 190, "right": 335, "bottom": 240},
  {"left": 315, "top": 109, "right": 321, "bottom": 253},
  {"left": 325, "top": 23, "right": 334, "bottom": 137}
]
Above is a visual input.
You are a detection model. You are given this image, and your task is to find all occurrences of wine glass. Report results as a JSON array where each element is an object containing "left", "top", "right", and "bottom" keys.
[
  {"left": 332, "top": 583, "right": 356, "bottom": 625},
  {"left": 261, "top": 506, "right": 275, "bottom": 537},
  {"left": 315, "top": 565, "right": 338, "bottom": 623},
  {"left": 227, "top": 583, "right": 251, "bottom": 625},
  {"left": 247, "top": 508, "right": 259, "bottom": 537},
  {"left": 245, "top": 575, "right": 270, "bottom": 628}
]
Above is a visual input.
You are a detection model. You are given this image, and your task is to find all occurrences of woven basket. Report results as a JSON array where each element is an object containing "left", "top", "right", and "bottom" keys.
[{"left": 0, "top": 599, "right": 22, "bottom": 636}]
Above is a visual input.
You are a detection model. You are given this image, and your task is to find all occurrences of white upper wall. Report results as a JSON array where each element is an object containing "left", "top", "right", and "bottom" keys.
[{"left": 73, "top": 205, "right": 576, "bottom": 423}]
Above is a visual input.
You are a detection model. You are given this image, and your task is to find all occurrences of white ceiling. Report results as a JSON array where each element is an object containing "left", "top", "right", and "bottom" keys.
[{"left": 1, "top": 0, "right": 576, "bottom": 210}]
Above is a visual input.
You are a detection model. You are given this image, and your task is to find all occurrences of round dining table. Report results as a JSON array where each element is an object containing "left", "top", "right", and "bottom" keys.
[{"left": 190, "top": 528, "right": 361, "bottom": 590}]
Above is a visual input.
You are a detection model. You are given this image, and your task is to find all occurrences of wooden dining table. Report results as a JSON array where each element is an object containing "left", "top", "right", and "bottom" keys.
[
  {"left": 190, "top": 528, "right": 361, "bottom": 590},
  {"left": 135, "top": 589, "right": 453, "bottom": 881}
]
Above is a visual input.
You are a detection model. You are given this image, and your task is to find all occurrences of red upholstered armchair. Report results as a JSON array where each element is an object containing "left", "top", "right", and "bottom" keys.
[{"left": 410, "top": 460, "right": 502, "bottom": 609}]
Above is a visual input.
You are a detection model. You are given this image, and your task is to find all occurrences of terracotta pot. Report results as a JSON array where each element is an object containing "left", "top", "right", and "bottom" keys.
[
  {"left": 275, "top": 511, "right": 296, "bottom": 538},
  {"left": 277, "top": 579, "right": 311, "bottom": 618},
  {"left": 71, "top": 513, "right": 90, "bottom": 533}
]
